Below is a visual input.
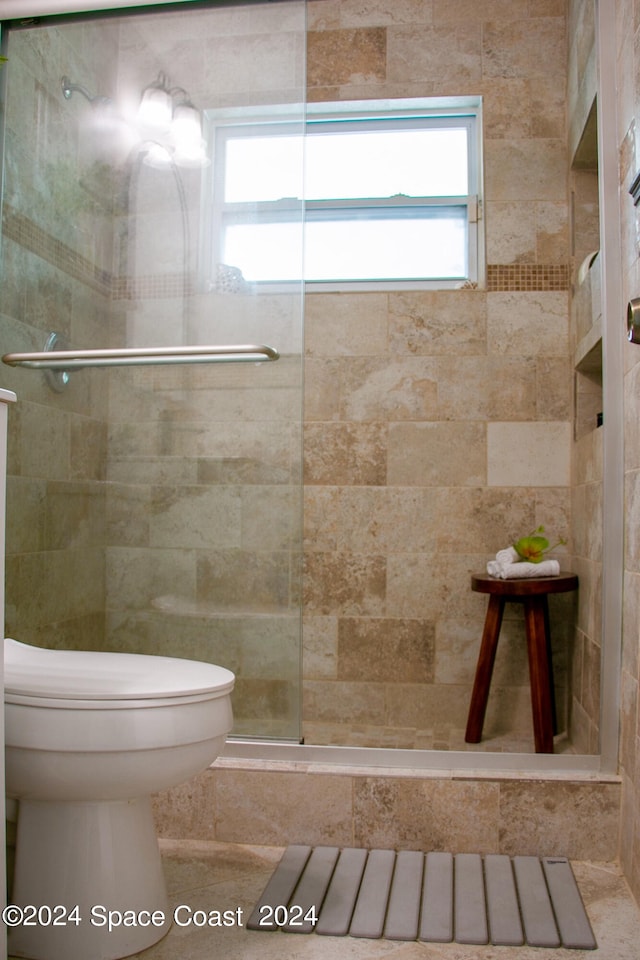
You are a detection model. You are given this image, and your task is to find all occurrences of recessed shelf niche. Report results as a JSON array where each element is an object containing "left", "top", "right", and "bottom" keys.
[{"left": 571, "top": 96, "right": 602, "bottom": 440}]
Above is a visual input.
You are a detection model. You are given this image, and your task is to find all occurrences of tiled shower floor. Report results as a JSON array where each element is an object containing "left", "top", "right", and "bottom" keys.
[
  {"left": 304, "top": 724, "right": 578, "bottom": 753},
  {"left": 122, "top": 840, "right": 639, "bottom": 960}
]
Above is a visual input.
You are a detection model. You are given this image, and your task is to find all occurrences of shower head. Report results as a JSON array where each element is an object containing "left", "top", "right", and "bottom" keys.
[{"left": 62, "top": 76, "right": 111, "bottom": 109}]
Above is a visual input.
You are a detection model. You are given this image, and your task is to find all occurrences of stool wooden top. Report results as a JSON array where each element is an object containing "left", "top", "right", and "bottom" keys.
[{"left": 471, "top": 572, "right": 578, "bottom": 597}]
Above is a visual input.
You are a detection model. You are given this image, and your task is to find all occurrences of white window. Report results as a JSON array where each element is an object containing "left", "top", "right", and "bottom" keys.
[{"left": 206, "top": 98, "right": 483, "bottom": 291}]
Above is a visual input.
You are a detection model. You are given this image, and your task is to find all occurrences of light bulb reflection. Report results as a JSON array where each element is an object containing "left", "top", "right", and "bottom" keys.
[
  {"left": 142, "top": 142, "right": 174, "bottom": 169},
  {"left": 138, "top": 84, "right": 172, "bottom": 130},
  {"left": 171, "top": 103, "right": 210, "bottom": 167},
  {"left": 136, "top": 76, "right": 209, "bottom": 169}
]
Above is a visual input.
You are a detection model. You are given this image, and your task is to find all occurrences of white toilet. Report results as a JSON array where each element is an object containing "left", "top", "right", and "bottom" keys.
[{"left": 4, "top": 637, "right": 235, "bottom": 960}]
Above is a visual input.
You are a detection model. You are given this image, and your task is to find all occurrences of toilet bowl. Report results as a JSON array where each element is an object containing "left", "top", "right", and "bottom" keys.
[{"left": 4, "top": 638, "right": 235, "bottom": 960}]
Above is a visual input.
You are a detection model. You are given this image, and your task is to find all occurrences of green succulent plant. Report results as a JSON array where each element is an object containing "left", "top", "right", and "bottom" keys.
[{"left": 513, "top": 525, "right": 566, "bottom": 563}]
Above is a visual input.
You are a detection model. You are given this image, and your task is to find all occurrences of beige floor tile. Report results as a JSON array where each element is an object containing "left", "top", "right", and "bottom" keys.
[
  {"left": 114, "top": 840, "right": 640, "bottom": 960},
  {"left": 9, "top": 841, "right": 638, "bottom": 959}
]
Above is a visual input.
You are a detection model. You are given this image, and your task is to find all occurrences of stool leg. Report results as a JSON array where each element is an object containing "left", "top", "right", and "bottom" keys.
[
  {"left": 523, "top": 596, "right": 554, "bottom": 753},
  {"left": 465, "top": 595, "right": 505, "bottom": 743},
  {"left": 542, "top": 597, "right": 558, "bottom": 735}
]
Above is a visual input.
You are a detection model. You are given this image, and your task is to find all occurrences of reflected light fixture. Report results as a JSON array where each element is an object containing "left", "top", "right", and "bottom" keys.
[
  {"left": 143, "top": 142, "right": 174, "bottom": 170},
  {"left": 171, "top": 98, "right": 209, "bottom": 167},
  {"left": 138, "top": 74, "right": 209, "bottom": 168},
  {"left": 138, "top": 73, "right": 172, "bottom": 129},
  {"left": 61, "top": 71, "right": 208, "bottom": 167}
]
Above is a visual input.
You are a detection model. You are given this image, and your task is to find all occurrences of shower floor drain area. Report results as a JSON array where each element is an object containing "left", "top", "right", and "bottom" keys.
[{"left": 247, "top": 845, "right": 597, "bottom": 949}]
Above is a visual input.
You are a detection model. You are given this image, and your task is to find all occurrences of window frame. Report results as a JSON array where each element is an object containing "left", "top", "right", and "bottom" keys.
[{"left": 204, "top": 97, "right": 484, "bottom": 292}]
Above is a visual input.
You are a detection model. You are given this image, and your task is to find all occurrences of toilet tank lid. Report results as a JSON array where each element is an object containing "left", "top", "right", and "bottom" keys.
[{"left": 4, "top": 639, "right": 235, "bottom": 700}]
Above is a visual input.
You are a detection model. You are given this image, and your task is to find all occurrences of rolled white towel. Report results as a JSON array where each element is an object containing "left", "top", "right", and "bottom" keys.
[
  {"left": 486, "top": 559, "right": 560, "bottom": 579},
  {"left": 495, "top": 546, "right": 519, "bottom": 565}
]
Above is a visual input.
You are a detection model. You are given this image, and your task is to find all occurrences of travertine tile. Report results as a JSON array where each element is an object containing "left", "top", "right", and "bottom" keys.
[
  {"left": 622, "top": 570, "right": 640, "bottom": 680},
  {"left": 149, "top": 486, "right": 241, "bottom": 550},
  {"left": 353, "top": 777, "right": 500, "bottom": 852},
  {"left": 340, "top": 356, "right": 438, "bottom": 422},
  {"left": 433, "top": 0, "right": 529, "bottom": 20},
  {"left": 303, "top": 615, "right": 339, "bottom": 680},
  {"left": 387, "top": 23, "right": 483, "bottom": 84},
  {"left": 435, "top": 355, "right": 537, "bottom": 420},
  {"left": 304, "top": 422, "right": 387, "bottom": 486},
  {"left": 70, "top": 417, "right": 107, "bottom": 481},
  {"left": 486, "top": 201, "right": 538, "bottom": 263},
  {"left": 385, "top": 552, "right": 489, "bottom": 620},
  {"left": 388, "top": 290, "right": 487, "bottom": 356},
  {"left": 45, "top": 480, "right": 106, "bottom": 551},
  {"left": 303, "top": 486, "right": 342, "bottom": 552},
  {"left": 435, "top": 616, "right": 528, "bottom": 686},
  {"left": 383, "top": 681, "right": 473, "bottom": 731},
  {"left": 487, "top": 421, "right": 572, "bottom": 486},
  {"left": 482, "top": 18, "right": 566, "bottom": 80},
  {"left": 303, "top": 551, "right": 386, "bottom": 616},
  {"left": 305, "top": 293, "right": 389, "bottom": 357},
  {"left": 303, "top": 358, "right": 342, "bottom": 421},
  {"left": 432, "top": 486, "right": 537, "bottom": 552},
  {"left": 330, "top": 486, "right": 441, "bottom": 554},
  {"left": 484, "top": 139, "right": 567, "bottom": 202},
  {"left": 19, "top": 401, "right": 70, "bottom": 481},
  {"left": 530, "top": 79, "right": 569, "bottom": 140},
  {"left": 482, "top": 78, "right": 533, "bottom": 138},
  {"left": 572, "top": 563, "right": 601, "bottom": 679},
  {"left": 5, "top": 477, "right": 47, "bottom": 556},
  {"left": 487, "top": 292, "right": 569, "bottom": 354},
  {"left": 339, "top": 0, "right": 432, "bottom": 28},
  {"left": 307, "top": 27, "right": 387, "bottom": 87},
  {"left": 499, "top": 781, "right": 620, "bottom": 860},
  {"left": 214, "top": 770, "right": 354, "bottom": 847},
  {"left": 100, "top": 841, "right": 640, "bottom": 960},
  {"left": 536, "top": 201, "right": 570, "bottom": 261},
  {"left": 303, "top": 679, "right": 387, "bottom": 727},
  {"left": 337, "top": 617, "right": 435, "bottom": 683},
  {"left": 619, "top": 670, "right": 638, "bottom": 784},
  {"left": 196, "top": 548, "right": 294, "bottom": 612},
  {"left": 572, "top": 479, "right": 603, "bottom": 561},
  {"left": 624, "top": 361, "right": 640, "bottom": 471},
  {"left": 536, "top": 357, "right": 573, "bottom": 420},
  {"left": 106, "top": 545, "right": 195, "bottom": 611},
  {"left": 387, "top": 422, "right": 486, "bottom": 486}
]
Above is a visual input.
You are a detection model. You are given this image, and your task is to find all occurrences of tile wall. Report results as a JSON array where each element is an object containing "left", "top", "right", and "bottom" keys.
[
  {"left": 1, "top": 19, "right": 117, "bottom": 651},
  {"left": 0, "top": 0, "right": 589, "bottom": 755},
  {"left": 566, "top": 0, "right": 603, "bottom": 757},
  {"left": 302, "top": 0, "right": 577, "bottom": 750},
  {"left": 153, "top": 759, "right": 621, "bottom": 862},
  {"left": 612, "top": 0, "right": 640, "bottom": 909}
]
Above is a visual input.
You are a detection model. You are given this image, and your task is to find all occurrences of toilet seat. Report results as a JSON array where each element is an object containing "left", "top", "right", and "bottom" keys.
[{"left": 4, "top": 638, "right": 235, "bottom": 706}]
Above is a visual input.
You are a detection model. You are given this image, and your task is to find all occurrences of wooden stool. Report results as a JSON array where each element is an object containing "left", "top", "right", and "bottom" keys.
[{"left": 465, "top": 572, "right": 578, "bottom": 753}]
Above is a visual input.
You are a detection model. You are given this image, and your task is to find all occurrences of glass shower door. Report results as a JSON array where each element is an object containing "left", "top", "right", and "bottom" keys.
[{"left": 0, "top": 0, "right": 305, "bottom": 741}]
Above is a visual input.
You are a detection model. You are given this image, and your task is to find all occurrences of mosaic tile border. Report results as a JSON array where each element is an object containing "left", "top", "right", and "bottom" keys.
[
  {"left": 2, "top": 204, "right": 111, "bottom": 296},
  {"left": 487, "top": 263, "right": 570, "bottom": 292},
  {"left": 3, "top": 208, "right": 570, "bottom": 296},
  {"left": 111, "top": 274, "right": 192, "bottom": 300}
]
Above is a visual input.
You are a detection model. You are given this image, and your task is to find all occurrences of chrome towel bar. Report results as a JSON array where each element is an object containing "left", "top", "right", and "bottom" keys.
[{"left": 2, "top": 343, "right": 280, "bottom": 369}]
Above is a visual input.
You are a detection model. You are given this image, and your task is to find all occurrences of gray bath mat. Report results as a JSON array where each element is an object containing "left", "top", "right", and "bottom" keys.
[{"left": 247, "top": 846, "right": 596, "bottom": 949}]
